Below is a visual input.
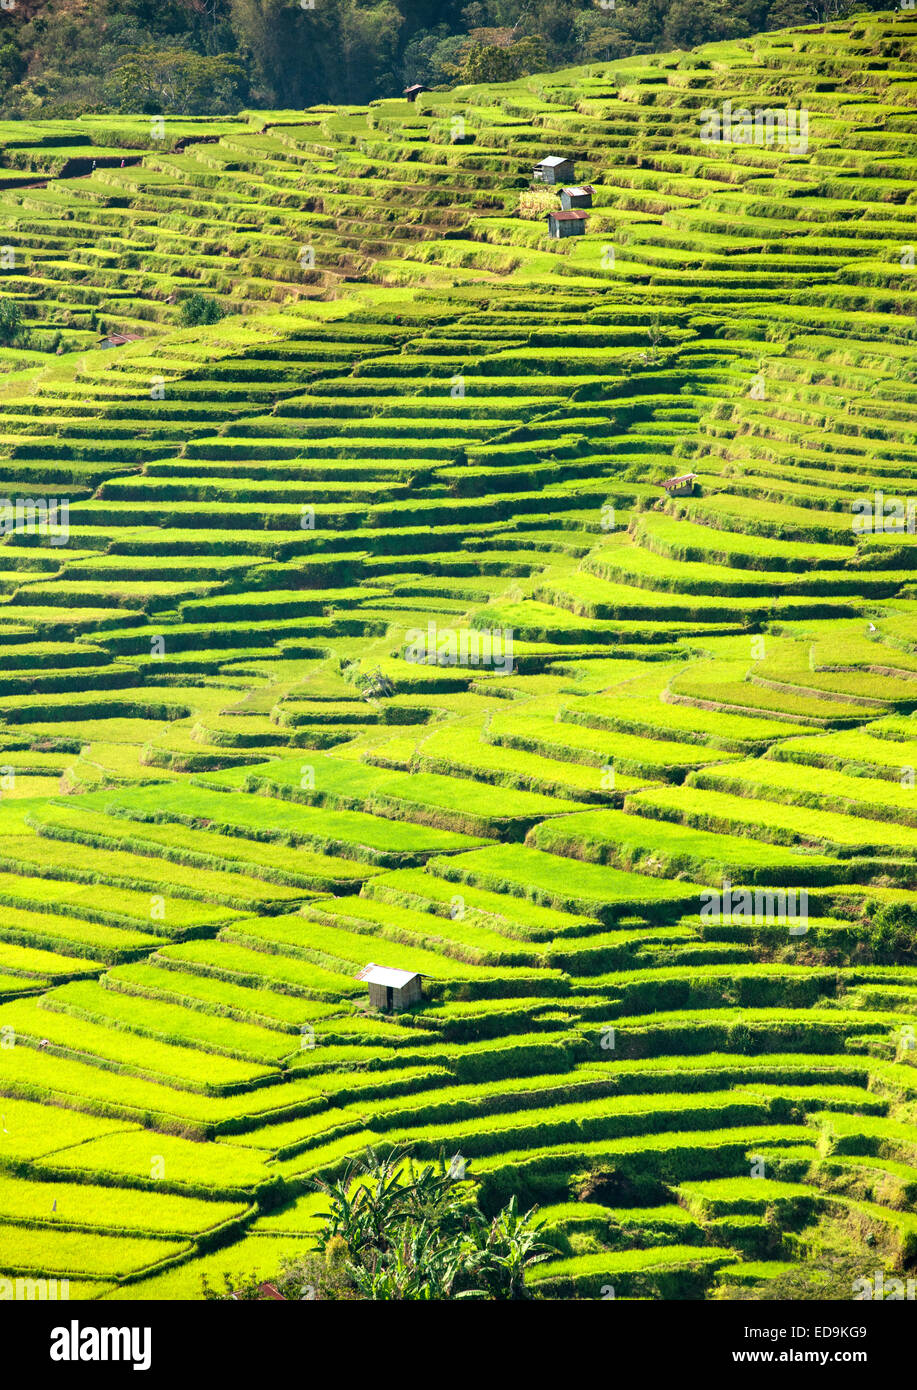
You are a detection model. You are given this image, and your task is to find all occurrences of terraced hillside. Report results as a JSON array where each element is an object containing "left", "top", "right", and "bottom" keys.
[{"left": 1, "top": 12, "right": 917, "bottom": 1301}]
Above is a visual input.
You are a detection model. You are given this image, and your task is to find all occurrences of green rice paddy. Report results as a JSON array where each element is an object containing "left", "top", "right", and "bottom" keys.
[{"left": 1, "top": 11, "right": 917, "bottom": 1301}]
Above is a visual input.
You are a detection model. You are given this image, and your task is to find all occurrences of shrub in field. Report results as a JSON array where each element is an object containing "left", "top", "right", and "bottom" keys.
[
  {"left": 868, "top": 904, "right": 917, "bottom": 964},
  {"left": 179, "top": 294, "right": 225, "bottom": 328},
  {"left": 0, "top": 301, "right": 29, "bottom": 347},
  {"left": 203, "top": 1148, "right": 550, "bottom": 1300}
]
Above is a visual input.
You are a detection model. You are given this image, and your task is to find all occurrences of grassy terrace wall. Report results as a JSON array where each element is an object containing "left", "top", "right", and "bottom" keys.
[{"left": 1, "top": 12, "right": 917, "bottom": 1300}]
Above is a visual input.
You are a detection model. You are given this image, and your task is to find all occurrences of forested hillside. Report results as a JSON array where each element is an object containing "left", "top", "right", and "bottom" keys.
[{"left": 0, "top": 0, "right": 887, "bottom": 118}]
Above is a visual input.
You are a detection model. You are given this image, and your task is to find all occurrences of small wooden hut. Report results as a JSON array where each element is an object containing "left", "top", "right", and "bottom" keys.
[
  {"left": 356, "top": 963, "right": 423, "bottom": 1012},
  {"left": 660, "top": 473, "right": 698, "bottom": 497},
  {"left": 534, "top": 155, "right": 575, "bottom": 185},
  {"left": 547, "top": 209, "right": 588, "bottom": 238},
  {"left": 560, "top": 184, "right": 594, "bottom": 210},
  {"left": 98, "top": 332, "right": 140, "bottom": 349}
]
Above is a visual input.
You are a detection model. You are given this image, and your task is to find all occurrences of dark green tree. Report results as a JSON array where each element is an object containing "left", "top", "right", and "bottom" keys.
[
  {"left": 0, "top": 301, "right": 29, "bottom": 348},
  {"left": 448, "top": 32, "right": 547, "bottom": 82},
  {"left": 179, "top": 292, "right": 225, "bottom": 326},
  {"left": 112, "top": 46, "right": 247, "bottom": 113}
]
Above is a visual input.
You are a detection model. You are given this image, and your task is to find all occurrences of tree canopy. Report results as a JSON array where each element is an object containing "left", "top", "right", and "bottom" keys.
[{"left": 0, "top": 0, "right": 883, "bottom": 117}]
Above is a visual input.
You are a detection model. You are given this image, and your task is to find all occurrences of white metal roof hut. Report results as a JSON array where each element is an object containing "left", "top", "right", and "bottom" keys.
[
  {"left": 533, "top": 155, "right": 575, "bottom": 185},
  {"left": 404, "top": 84, "right": 430, "bottom": 103},
  {"left": 560, "top": 184, "right": 594, "bottom": 210},
  {"left": 356, "top": 962, "right": 423, "bottom": 1012},
  {"left": 547, "top": 209, "right": 588, "bottom": 239}
]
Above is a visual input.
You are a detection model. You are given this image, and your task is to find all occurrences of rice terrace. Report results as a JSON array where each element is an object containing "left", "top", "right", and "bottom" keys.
[{"left": 2, "top": 0, "right": 917, "bottom": 1317}]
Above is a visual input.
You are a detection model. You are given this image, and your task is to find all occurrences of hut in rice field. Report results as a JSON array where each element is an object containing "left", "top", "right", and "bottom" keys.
[{"left": 357, "top": 963, "right": 423, "bottom": 1011}]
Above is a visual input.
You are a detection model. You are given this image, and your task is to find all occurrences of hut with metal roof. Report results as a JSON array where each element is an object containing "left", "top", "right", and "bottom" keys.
[
  {"left": 98, "top": 332, "right": 141, "bottom": 349},
  {"left": 660, "top": 473, "right": 698, "bottom": 497},
  {"left": 356, "top": 962, "right": 423, "bottom": 1012},
  {"left": 560, "top": 184, "right": 594, "bottom": 210},
  {"left": 547, "top": 209, "right": 588, "bottom": 239},
  {"left": 534, "top": 155, "right": 575, "bottom": 185}
]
